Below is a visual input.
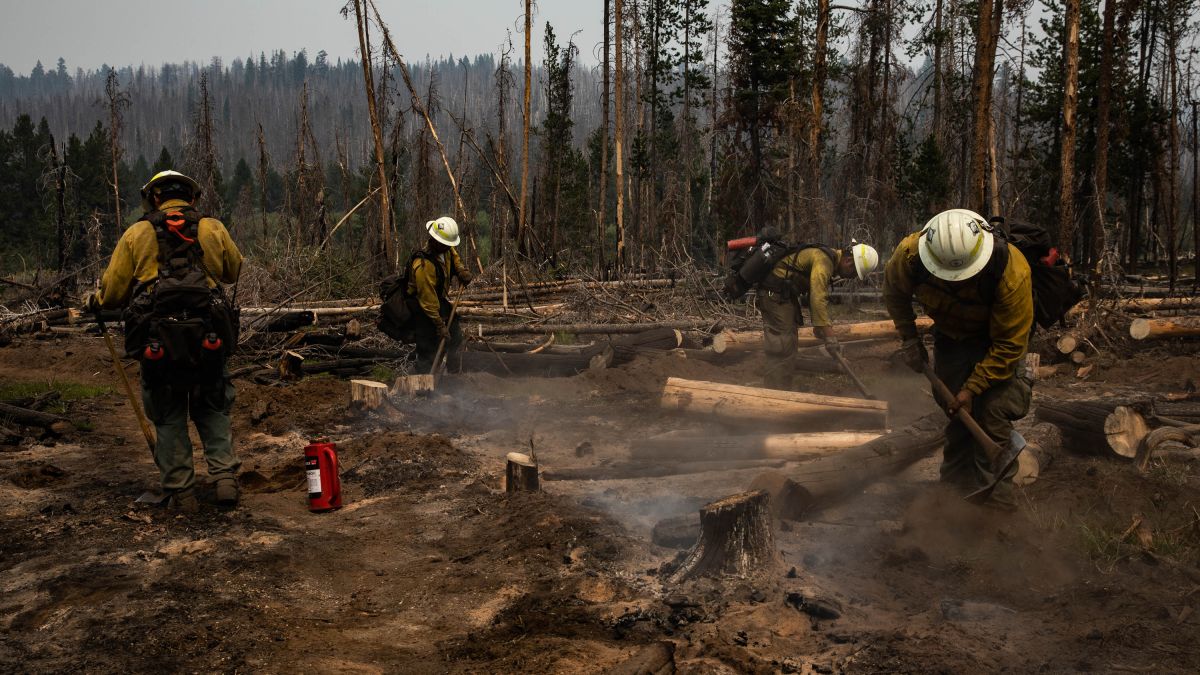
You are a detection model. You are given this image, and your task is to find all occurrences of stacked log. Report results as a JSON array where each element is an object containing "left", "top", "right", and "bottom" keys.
[
  {"left": 1034, "top": 398, "right": 1153, "bottom": 459},
  {"left": 630, "top": 430, "right": 882, "bottom": 462},
  {"left": 446, "top": 346, "right": 613, "bottom": 377},
  {"left": 1130, "top": 317, "right": 1200, "bottom": 340},
  {"left": 710, "top": 316, "right": 933, "bottom": 355}
]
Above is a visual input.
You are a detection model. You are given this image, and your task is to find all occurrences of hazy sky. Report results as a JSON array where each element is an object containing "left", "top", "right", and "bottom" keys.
[{"left": 0, "top": 0, "right": 605, "bottom": 74}]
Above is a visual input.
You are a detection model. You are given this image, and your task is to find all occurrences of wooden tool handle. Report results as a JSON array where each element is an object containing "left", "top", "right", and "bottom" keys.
[
  {"left": 100, "top": 322, "right": 156, "bottom": 453},
  {"left": 831, "top": 349, "right": 873, "bottom": 400},
  {"left": 430, "top": 283, "right": 466, "bottom": 377},
  {"left": 922, "top": 363, "right": 1004, "bottom": 465}
]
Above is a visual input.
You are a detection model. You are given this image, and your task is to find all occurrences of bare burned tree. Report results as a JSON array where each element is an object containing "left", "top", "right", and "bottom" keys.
[
  {"left": 1058, "top": 0, "right": 1081, "bottom": 259},
  {"left": 256, "top": 121, "right": 271, "bottom": 241},
  {"left": 519, "top": 0, "right": 535, "bottom": 255},
  {"left": 347, "top": 0, "right": 395, "bottom": 271},
  {"left": 104, "top": 69, "right": 130, "bottom": 231},
  {"left": 186, "top": 73, "right": 222, "bottom": 216}
]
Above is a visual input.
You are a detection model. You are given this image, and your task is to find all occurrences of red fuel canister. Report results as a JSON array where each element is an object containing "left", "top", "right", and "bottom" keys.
[
  {"left": 727, "top": 236, "right": 757, "bottom": 251},
  {"left": 304, "top": 440, "right": 342, "bottom": 512}
]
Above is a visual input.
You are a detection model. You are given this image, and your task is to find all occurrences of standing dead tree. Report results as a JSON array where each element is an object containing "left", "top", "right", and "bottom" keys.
[
  {"left": 186, "top": 73, "right": 222, "bottom": 217},
  {"left": 104, "top": 69, "right": 129, "bottom": 231},
  {"left": 520, "top": 0, "right": 534, "bottom": 255},
  {"left": 347, "top": 0, "right": 395, "bottom": 271},
  {"left": 1058, "top": 0, "right": 1081, "bottom": 259},
  {"left": 366, "top": 0, "right": 485, "bottom": 273},
  {"left": 615, "top": 0, "right": 627, "bottom": 274},
  {"left": 968, "top": 0, "right": 1002, "bottom": 213},
  {"left": 255, "top": 121, "right": 271, "bottom": 242}
]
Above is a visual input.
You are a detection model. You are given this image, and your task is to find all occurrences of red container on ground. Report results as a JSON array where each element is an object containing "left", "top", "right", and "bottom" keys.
[{"left": 304, "top": 441, "right": 342, "bottom": 512}]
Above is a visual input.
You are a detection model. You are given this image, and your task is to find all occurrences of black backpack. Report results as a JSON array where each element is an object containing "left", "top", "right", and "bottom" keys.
[
  {"left": 377, "top": 250, "right": 446, "bottom": 340},
  {"left": 724, "top": 238, "right": 836, "bottom": 301},
  {"left": 123, "top": 207, "right": 239, "bottom": 383},
  {"left": 912, "top": 220, "right": 1083, "bottom": 330}
]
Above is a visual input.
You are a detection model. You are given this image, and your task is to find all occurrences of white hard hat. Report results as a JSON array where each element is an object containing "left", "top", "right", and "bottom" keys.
[
  {"left": 850, "top": 243, "right": 880, "bottom": 280},
  {"left": 917, "top": 209, "right": 994, "bottom": 281},
  {"left": 140, "top": 170, "right": 201, "bottom": 212},
  {"left": 426, "top": 216, "right": 461, "bottom": 247}
]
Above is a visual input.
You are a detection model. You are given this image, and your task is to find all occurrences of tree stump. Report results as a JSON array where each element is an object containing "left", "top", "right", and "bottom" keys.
[
  {"left": 349, "top": 379, "right": 388, "bottom": 411},
  {"left": 505, "top": 452, "right": 539, "bottom": 492},
  {"left": 278, "top": 350, "right": 305, "bottom": 381},
  {"left": 668, "top": 490, "right": 778, "bottom": 583},
  {"left": 392, "top": 374, "right": 434, "bottom": 397}
]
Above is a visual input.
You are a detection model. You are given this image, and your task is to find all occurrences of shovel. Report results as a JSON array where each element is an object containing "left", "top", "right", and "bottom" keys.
[
  {"left": 394, "top": 283, "right": 465, "bottom": 396},
  {"left": 921, "top": 363, "right": 1024, "bottom": 504},
  {"left": 96, "top": 314, "right": 156, "bottom": 453}
]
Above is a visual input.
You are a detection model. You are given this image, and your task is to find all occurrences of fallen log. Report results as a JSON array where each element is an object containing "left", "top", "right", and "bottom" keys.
[
  {"left": 456, "top": 303, "right": 564, "bottom": 319},
  {"left": 1035, "top": 398, "right": 1153, "bottom": 458},
  {"left": 473, "top": 320, "right": 719, "bottom": 337},
  {"left": 301, "top": 357, "right": 393, "bottom": 375},
  {"left": 542, "top": 458, "right": 788, "bottom": 481},
  {"left": 447, "top": 346, "right": 612, "bottom": 377},
  {"left": 660, "top": 377, "right": 888, "bottom": 431},
  {"left": 711, "top": 316, "right": 933, "bottom": 354},
  {"left": 748, "top": 412, "right": 945, "bottom": 519},
  {"left": 630, "top": 430, "right": 882, "bottom": 462},
  {"left": 241, "top": 305, "right": 379, "bottom": 317},
  {"left": 0, "top": 401, "right": 76, "bottom": 435},
  {"left": 1134, "top": 425, "right": 1200, "bottom": 472},
  {"left": 667, "top": 490, "right": 778, "bottom": 582},
  {"left": 1153, "top": 401, "right": 1200, "bottom": 424},
  {"left": 1130, "top": 316, "right": 1200, "bottom": 340}
]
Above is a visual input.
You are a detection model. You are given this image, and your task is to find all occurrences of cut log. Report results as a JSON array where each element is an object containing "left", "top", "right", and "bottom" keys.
[
  {"left": 1153, "top": 401, "right": 1200, "bottom": 424},
  {"left": 667, "top": 490, "right": 779, "bottom": 582},
  {"left": 505, "top": 452, "right": 540, "bottom": 492},
  {"left": 263, "top": 311, "right": 318, "bottom": 332},
  {"left": 241, "top": 305, "right": 379, "bottom": 317},
  {"left": 448, "top": 347, "right": 611, "bottom": 377},
  {"left": 660, "top": 377, "right": 888, "bottom": 431},
  {"left": 473, "top": 319, "right": 718, "bottom": 337},
  {"left": 542, "top": 458, "right": 787, "bottom": 481},
  {"left": 1035, "top": 365, "right": 1061, "bottom": 380},
  {"left": 0, "top": 401, "right": 75, "bottom": 435},
  {"left": 1103, "top": 406, "right": 1150, "bottom": 459},
  {"left": 711, "top": 317, "right": 933, "bottom": 355},
  {"left": 1014, "top": 423, "right": 1062, "bottom": 486},
  {"left": 630, "top": 430, "right": 883, "bottom": 462},
  {"left": 456, "top": 303, "right": 564, "bottom": 319},
  {"left": 1070, "top": 350, "right": 1087, "bottom": 365},
  {"left": 344, "top": 318, "right": 362, "bottom": 341},
  {"left": 349, "top": 379, "right": 389, "bottom": 411},
  {"left": 749, "top": 412, "right": 946, "bottom": 518},
  {"left": 1056, "top": 331, "right": 1089, "bottom": 355},
  {"left": 1130, "top": 316, "right": 1200, "bottom": 340},
  {"left": 1035, "top": 398, "right": 1154, "bottom": 458}
]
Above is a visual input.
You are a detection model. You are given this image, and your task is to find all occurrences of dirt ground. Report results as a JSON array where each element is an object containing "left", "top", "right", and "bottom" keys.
[{"left": 2, "top": 331, "right": 1199, "bottom": 673}]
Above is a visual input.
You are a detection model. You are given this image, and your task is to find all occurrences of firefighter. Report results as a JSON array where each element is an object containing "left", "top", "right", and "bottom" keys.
[
  {"left": 403, "top": 216, "right": 473, "bottom": 371},
  {"left": 84, "top": 170, "right": 243, "bottom": 513},
  {"left": 882, "top": 208, "right": 1034, "bottom": 509},
  {"left": 758, "top": 240, "right": 880, "bottom": 390}
]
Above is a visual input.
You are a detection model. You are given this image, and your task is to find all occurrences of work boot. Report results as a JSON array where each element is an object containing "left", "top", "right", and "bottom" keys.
[
  {"left": 214, "top": 476, "right": 240, "bottom": 508},
  {"left": 167, "top": 488, "right": 199, "bottom": 514}
]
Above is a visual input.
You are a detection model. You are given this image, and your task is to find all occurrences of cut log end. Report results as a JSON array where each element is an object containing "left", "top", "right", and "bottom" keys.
[
  {"left": 505, "top": 452, "right": 540, "bottom": 492},
  {"left": 1129, "top": 318, "right": 1151, "bottom": 340},
  {"left": 1103, "top": 406, "right": 1149, "bottom": 459},
  {"left": 1070, "top": 350, "right": 1087, "bottom": 365},
  {"left": 668, "top": 490, "right": 779, "bottom": 583},
  {"left": 392, "top": 374, "right": 434, "bottom": 397},
  {"left": 1056, "top": 334, "right": 1079, "bottom": 354}
]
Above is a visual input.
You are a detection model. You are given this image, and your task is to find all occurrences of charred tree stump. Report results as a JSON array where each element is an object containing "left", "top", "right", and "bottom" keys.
[
  {"left": 278, "top": 350, "right": 305, "bottom": 381},
  {"left": 667, "top": 490, "right": 779, "bottom": 583},
  {"left": 505, "top": 452, "right": 540, "bottom": 492}
]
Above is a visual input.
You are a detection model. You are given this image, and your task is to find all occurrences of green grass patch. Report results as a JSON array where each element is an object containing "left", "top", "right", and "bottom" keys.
[
  {"left": 369, "top": 365, "right": 396, "bottom": 383},
  {"left": 0, "top": 380, "right": 114, "bottom": 414}
]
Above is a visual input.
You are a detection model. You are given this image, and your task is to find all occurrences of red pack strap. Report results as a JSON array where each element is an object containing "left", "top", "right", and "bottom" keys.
[{"left": 164, "top": 211, "right": 196, "bottom": 243}]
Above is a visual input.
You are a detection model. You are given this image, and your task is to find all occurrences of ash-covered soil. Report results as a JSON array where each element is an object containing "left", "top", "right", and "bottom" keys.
[{"left": 1, "top": 333, "right": 1199, "bottom": 673}]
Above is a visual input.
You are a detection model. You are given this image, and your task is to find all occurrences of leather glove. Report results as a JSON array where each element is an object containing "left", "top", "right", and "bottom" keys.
[
  {"left": 457, "top": 270, "right": 474, "bottom": 286},
  {"left": 436, "top": 323, "right": 451, "bottom": 341},
  {"left": 824, "top": 336, "right": 842, "bottom": 358},
  {"left": 900, "top": 337, "right": 927, "bottom": 373},
  {"left": 81, "top": 292, "right": 101, "bottom": 314},
  {"left": 946, "top": 389, "right": 974, "bottom": 417}
]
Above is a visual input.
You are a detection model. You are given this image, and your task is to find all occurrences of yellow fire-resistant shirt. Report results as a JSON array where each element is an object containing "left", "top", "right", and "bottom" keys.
[
  {"left": 767, "top": 247, "right": 841, "bottom": 328},
  {"left": 883, "top": 232, "right": 1034, "bottom": 395},
  {"left": 95, "top": 198, "right": 243, "bottom": 309},
  {"left": 406, "top": 247, "right": 466, "bottom": 327}
]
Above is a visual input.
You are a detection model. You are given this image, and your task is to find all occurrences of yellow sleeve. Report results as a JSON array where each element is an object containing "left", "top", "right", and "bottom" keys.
[
  {"left": 410, "top": 258, "right": 444, "bottom": 326},
  {"left": 807, "top": 254, "right": 833, "bottom": 327},
  {"left": 96, "top": 231, "right": 140, "bottom": 308},
  {"left": 965, "top": 247, "right": 1034, "bottom": 395},
  {"left": 199, "top": 219, "right": 243, "bottom": 285},
  {"left": 882, "top": 234, "right": 921, "bottom": 339},
  {"left": 449, "top": 248, "right": 465, "bottom": 278}
]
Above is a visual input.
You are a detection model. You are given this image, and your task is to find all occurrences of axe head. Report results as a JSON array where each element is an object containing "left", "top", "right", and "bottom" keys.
[{"left": 964, "top": 430, "right": 1027, "bottom": 505}]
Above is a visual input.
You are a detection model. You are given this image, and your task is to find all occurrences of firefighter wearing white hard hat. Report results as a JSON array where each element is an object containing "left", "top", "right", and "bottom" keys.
[
  {"left": 755, "top": 235, "right": 880, "bottom": 390},
  {"left": 390, "top": 216, "right": 473, "bottom": 371},
  {"left": 882, "top": 208, "right": 1034, "bottom": 509}
]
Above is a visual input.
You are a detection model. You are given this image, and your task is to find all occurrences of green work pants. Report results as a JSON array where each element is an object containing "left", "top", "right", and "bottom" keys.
[
  {"left": 758, "top": 291, "right": 802, "bottom": 390},
  {"left": 933, "top": 333, "right": 1032, "bottom": 506},
  {"left": 404, "top": 296, "right": 464, "bottom": 372},
  {"left": 142, "top": 375, "right": 240, "bottom": 493}
]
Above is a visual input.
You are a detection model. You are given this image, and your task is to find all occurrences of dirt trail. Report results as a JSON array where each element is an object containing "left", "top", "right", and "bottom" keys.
[{"left": 2, "top": 335, "right": 1199, "bottom": 672}]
